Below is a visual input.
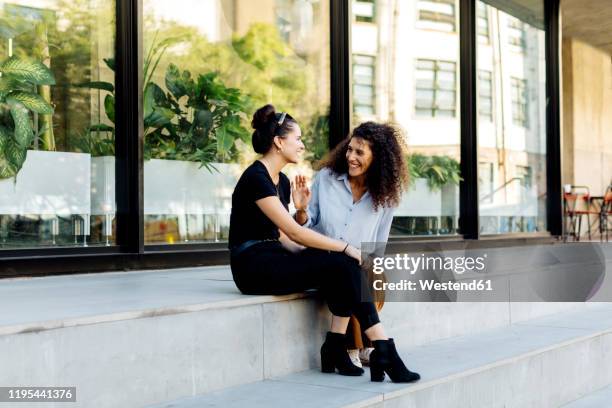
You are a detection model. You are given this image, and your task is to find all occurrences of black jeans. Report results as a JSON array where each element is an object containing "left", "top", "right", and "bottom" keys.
[{"left": 230, "top": 241, "right": 380, "bottom": 331}]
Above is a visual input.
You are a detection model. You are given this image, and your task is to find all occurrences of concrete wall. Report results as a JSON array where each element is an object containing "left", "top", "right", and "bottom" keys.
[{"left": 562, "top": 38, "right": 612, "bottom": 196}]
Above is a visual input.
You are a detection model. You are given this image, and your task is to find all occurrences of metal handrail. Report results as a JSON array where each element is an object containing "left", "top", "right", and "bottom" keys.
[{"left": 480, "top": 177, "right": 523, "bottom": 202}]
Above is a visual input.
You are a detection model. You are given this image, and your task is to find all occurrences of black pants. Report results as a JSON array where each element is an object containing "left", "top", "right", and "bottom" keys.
[{"left": 231, "top": 242, "right": 380, "bottom": 331}]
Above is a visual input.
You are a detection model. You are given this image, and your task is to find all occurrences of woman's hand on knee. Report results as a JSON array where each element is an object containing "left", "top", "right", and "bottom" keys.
[{"left": 344, "top": 245, "right": 362, "bottom": 264}]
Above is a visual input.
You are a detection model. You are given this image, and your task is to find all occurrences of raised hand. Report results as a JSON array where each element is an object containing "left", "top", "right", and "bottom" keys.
[{"left": 291, "top": 175, "right": 311, "bottom": 211}]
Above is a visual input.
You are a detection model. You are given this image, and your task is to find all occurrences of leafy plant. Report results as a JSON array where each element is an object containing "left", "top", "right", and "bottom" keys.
[
  {"left": 72, "top": 57, "right": 116, "bottom": 156},
  {"left": 407, "top": 153, "right": 462, "bottom": 191},
  {"left": 76, "top": 61, "right": 251, "bottom": 171},
  {"left": 143, "top": 64, "right": 251, "bottom": 170},
  {"left": 301, "top": 109, "right": 329, "bottom": 164},
  {"left": 70, "top": 128, "right": 114, "bottom": 157},
  {"left": 75, "top": 32, "right": 250, "bottom": 171},
  {"left": 0, "top": 56, "right": 55, "bottom": 179},
  {"left": 75, "top": 33, "right": 185, "bottom": 157}
]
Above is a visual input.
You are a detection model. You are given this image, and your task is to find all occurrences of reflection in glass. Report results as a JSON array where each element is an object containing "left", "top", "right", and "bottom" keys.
[
  {"left": 353, "top": 54, "right": 376, "bottom": 115},
  {"left": 0, "top": 0, "right": 115, "bottom": 249},
  {"left": 351, "top": 0, "right": 460, "bottom": 236},
  {"left": 416, "top": 0, "right": 456, "bottom": 32},
  {"left": 143, "top": 0, "right": 330, "bottom": 244},
  {"left": 477, "top": 0, "right": 547, "bottom": 234}
]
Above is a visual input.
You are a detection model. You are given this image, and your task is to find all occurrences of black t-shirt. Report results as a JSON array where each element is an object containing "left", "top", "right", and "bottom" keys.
[{"left": 228, "top": 160, "right": 291, "bottom": 248}]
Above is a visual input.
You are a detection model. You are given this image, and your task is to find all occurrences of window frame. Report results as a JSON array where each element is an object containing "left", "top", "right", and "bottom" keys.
[
  {"left": 354, "top": 0, "right": 376, "bottom": 23},
  {"left": 477, "top": 1, "right": 490, "bottom": 43},
  {"left": 507, "top": 15, "right": 527, "bottom": 51},
  {"left": 0, "top": 0, "right": 563, "bottom": 277},
  {"left": 415, "top": 58, "right": 457, "bottom": 118},
  {"left": 416, "top": 0, "right": 457, "bottom": 32},
  {"left": 478, "top": 161, "right": 495, "bottom": 203},
  {"left": 478, "top": 69, "right": 493, "bottom": 122},
  {"left": 352, "top": 54, "right": 376, "bottom": 116},
  {"left": 510, "top": 77, "right": 529, "bottom": 128}
]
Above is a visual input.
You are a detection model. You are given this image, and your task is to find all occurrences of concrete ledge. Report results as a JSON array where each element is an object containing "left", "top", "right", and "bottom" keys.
[
  {"left": 562, "top": 384, "right": 612, "bottom": 407},
  {"left": 0, "top": 266, "right": 310, "bottom": 336},
  {"left": 0, "top": 266, "right": 596, "bottom": 407},
  {"left": 0, "top": 265, "right": 585, "bottom": 338},
  {"left": 150, "top": 303, "right": 612, "bottom": 408}
]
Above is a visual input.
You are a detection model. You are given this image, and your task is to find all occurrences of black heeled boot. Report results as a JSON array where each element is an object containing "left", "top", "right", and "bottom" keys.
[
  {"left": 320, "top": 332, "right": 364, "bottom": 376},
  {"left": 369, "top": 338, "right": 420, "bottom": 383}
]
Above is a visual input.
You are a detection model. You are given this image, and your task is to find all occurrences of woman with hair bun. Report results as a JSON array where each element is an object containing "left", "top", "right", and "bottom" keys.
[
  {"left": 228, "top": 104, "right": 420, "bottom": 383},
  {"left": 297, "top": 122, "right": 409, "bottom": 368}
]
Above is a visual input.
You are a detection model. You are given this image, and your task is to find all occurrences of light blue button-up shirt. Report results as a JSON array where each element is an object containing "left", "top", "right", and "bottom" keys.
[{"left": 306, "top": 167, "right": 395, "bottom": 251}]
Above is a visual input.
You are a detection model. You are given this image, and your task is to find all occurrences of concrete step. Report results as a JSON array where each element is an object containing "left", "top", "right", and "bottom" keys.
[
  {"left": 563, "top": 386, "right": 612, "bottom": 408},
  {"left": 0, "top": 266, "right": 587, "bottom": 407},
  {"left": 149, "top": 303, "right": 612, "bottom": 408},
  {"left": 562, "top": 384, "right": 612, "bottom": 407}
]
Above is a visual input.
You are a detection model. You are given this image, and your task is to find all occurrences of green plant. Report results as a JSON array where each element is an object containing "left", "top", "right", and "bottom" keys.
[
  {"left": 71, "top": 57, "right": 115, "bottom": 156},
  {"left": 70, "top": 128, "right": 114, "bottom": 157},
  {"left": 76, "top": 32, "right": 249, "bottom": 171},
  {"left": 77, "top": 62, "right": 251, "bottom": 172},
  {"left": 75, "top": 32, "right": 185, "bottom": 156},
  {"left": 143, "top": 64, "right": 251, "bottom": 170},
  {"left": 0, "top": 56, "right": 55, "bottom": 179},
  {"left": 407, "top": 153, "right": 462, "bottom": 191},
  {"left": 302, "top": 109, "right": 329, "bottom": 164}
]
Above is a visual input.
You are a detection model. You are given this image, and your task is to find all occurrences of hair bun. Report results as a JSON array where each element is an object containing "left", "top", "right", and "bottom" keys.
[{"left": 251, "top": 104, "right": 276, "bottom": 131}]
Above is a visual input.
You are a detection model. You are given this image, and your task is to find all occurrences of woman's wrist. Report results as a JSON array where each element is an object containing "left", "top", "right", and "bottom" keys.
[
  {"left": 294, "top": 208, "right": 309, "bottom": 225},
  {"left": 342, "top": 244, "right": 362, "bottom": 264},
  {"left": 335, "top": 240, "right": 347, "bottom": 252}
]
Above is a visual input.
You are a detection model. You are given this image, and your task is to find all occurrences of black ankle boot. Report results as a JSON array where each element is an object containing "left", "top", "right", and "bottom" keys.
[
  {"left": 320, "top": 332, "right": 364, "bottom": 376},
  {"left": 369, "top": 338, "right": 420, "bottom": 383}
]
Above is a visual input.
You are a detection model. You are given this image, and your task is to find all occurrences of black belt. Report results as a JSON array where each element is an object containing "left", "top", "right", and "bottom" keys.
[{"left": 230, "top": 239, "right": 279, "bottom": 257}]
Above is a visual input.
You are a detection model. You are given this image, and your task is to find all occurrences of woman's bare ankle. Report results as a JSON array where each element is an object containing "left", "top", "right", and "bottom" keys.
[{"left": 364, "top": 323, "right": 388, "bottom": 341}]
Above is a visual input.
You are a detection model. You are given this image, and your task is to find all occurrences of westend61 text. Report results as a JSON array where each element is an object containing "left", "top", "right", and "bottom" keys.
[
  {"left": 372, "top": 253, "right": 487, "bottom": 275},
  {"left": 373, "top": 279, "right": 493, "bottom": 292}
]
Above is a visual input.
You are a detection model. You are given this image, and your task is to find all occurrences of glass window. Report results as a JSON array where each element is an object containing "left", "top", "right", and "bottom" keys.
[
  {"left": 477, "top": 0, "right": 546, "bottom": 235},
  {"left": 353, "top": 54, "right": 376, "bottom": 116},
  {"left": 0, "top": 0, "right": 116, "bottom": 249},
  {"left": 511, "top": 77, "right": 529, "bottom": 128},
  {"left": 416, "top": 0, "right": 456, "bottom": 32},
  {"left": 415, "top": 59, "right": 457, "bottom": 118},
  {"left": 516, "top": 165, "right": 532, "bottom": 188},
  {"left": 477, "top": 1, "right": 489, "bottom": 43},
  {"left": 478, "top": 70, "right": 493, "bottom": 121},
  {"left": 354, "top": 0, "right": 375, "bottom": 23},
  {"left": 351, "top": 0, "right": 460, "bottom": 237},
  {"left": 479, "top": 162, "right": 494, "bottom": 203},
  {"left": 507, "top": 15, "right": 526, "bottom": 51},
  {"left": 142, "top": 0, "right": 330, "bottom": 245}
]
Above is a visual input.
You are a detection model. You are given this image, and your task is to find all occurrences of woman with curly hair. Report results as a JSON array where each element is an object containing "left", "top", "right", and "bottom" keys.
[
  {"left": 229, "top": 105, "right": 419, "bottom": 383},
  {"left": 294, "top": 121, "right": 409, "bottom": 368}
]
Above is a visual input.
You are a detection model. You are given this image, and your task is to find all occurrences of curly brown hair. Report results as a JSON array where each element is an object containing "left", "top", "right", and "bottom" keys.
[{"left": 317, "top": 122, "right": 409, "bottom": 210}]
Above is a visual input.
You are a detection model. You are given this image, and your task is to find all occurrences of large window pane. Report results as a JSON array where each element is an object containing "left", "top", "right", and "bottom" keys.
[
  {"left": 143, "top": 0, "right": 330, "bottom": 245},
  {"left": 0, "top": 0, "right": 116, "bottom": 249},
  {"left": 351, "top": 0, "right": 460, "bottom": 236},
  {"left": 477, "top": 0, "right": 546, "bottom": 234}
]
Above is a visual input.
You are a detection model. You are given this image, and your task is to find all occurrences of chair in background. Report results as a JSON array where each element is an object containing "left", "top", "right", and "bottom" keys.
[
  {"left": 563, "top": 185, "right": 599, "bottom": 241},
  {"left": 601, "top": 183, "right": 612, "bottom": 242}
]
